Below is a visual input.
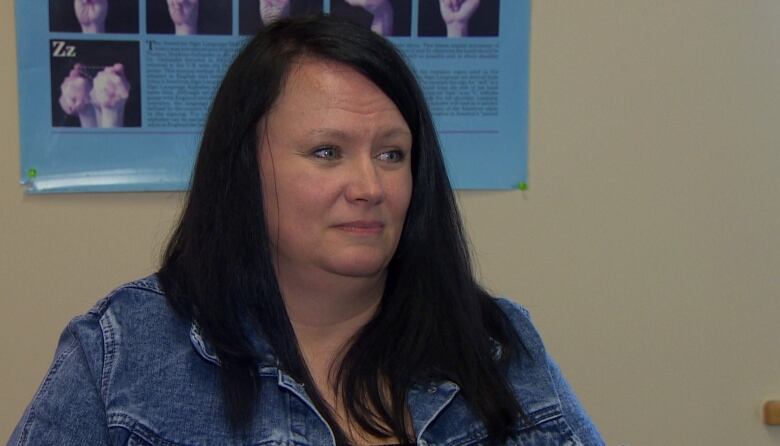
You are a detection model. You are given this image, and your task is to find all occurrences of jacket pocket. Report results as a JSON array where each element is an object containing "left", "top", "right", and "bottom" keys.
[
  {"left": 503, "top": 412, "right": 583, "bottom": 446},
  {"left": 108, "top": 414, "right": 295, "bottom": 446}
]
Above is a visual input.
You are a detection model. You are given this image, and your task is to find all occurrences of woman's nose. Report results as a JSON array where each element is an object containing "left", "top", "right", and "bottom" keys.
[{"left": 344, "top": 158, "right": 385, "bottom": 204}]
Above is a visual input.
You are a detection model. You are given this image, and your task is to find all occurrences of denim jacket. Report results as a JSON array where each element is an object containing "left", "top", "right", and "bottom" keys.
[{"left": 9, "top": 276, "right": 603, "bottom": 445}]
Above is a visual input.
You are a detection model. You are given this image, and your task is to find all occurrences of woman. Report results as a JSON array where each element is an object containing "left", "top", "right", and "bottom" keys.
[{"left": 9, "top": 15, "right": 602, "bottom": 445}]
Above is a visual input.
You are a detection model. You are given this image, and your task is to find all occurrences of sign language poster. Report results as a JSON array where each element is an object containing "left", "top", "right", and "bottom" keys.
[{"left": 16, "top": 0, "right": 529, "bottom": 192}]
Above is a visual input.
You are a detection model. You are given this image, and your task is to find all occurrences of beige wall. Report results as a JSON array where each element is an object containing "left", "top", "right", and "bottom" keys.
[{"left": 2, "top": 1, "right": 779, "bottom": 444}]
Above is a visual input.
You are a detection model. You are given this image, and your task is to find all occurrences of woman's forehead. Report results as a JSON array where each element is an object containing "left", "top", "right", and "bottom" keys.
[
  {"left": 269, "top": 59, "right": 409, "bottom": 131},
  {"left": 280, "top": 58, "right": 372, "bottom": 101}
]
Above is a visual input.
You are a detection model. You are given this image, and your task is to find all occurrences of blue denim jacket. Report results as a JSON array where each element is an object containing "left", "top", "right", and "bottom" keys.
[{"left": 8, "top": 276, "right": 603, "bottom": 445}]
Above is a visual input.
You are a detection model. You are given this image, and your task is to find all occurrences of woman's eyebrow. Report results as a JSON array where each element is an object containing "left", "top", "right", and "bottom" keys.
[{"left": 380, "top": 127, "right": 413, "bottom": 139}]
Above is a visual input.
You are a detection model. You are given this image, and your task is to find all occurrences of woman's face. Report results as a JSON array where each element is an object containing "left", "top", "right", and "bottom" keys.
[{"left": 259, "top": 59, "right": 413, "bottom": 281}]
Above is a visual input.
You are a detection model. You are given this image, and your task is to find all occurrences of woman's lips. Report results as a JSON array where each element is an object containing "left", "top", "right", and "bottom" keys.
[{"left": 333, "top": 221, "right": 385, "bottom": 234}]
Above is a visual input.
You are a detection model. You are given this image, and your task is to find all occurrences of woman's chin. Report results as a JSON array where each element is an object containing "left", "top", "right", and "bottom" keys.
[{"left": 323, "top": 256, "right": 389, "bottom": 279}]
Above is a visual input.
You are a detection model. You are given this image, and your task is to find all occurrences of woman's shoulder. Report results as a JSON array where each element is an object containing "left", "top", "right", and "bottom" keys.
[
  {"left": 82, "top": 274, "right": 168, "bottom": 318},
  {"left": 73, "top": 276, "right": 218, "bottom": 411},
  {"left": 68, "top": 275, "right": 191, "bottom": 361},
  {"left": 492, "top": 296, "right": 531, "bottom": 320},
  {"left": 73, "top": 274, "right": 183, "bottom": 332},
  {"left": 11, "top": 275, "right": 257, "bottom": 445},
  {"left": 491, "top": 297, "right": 547, "bottom": 355},
  {"left": 490, "top": 297, "right": 605, "bottom": 445}
]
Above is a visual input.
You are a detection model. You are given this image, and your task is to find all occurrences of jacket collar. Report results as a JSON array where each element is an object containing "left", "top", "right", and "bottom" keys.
[
  {"left": 407, "top": 380, "right": 461, "bottom": 441},
  {"left": 189, "top": 320, "right": 278, "bottom": 368},
  {"left": 190, "top": 320, "right": 468, "bottom": 440}
]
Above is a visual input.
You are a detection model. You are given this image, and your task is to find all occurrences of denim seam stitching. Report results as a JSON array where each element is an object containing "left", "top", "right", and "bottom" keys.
[
  {"left": 99, "top": 309, "right": 118, "bottom": 400},
  {"left": 125, "top": 276, "right": 165, "bottom": 295},
  {"left": 415, "top": 385, "right": 460, "bottom": 443},
  {"left": 278, "top": 371, "right": 337, "bottom": 446},
  {"left": 442, "top": 408, "right": 564, "bottom": 446},
  {"left": 14, "top": 331, "right": 79, "bottom": 446},
  {"left": 449, "top": 428, "right": 489, "bottom": 446},
  {"left": 107, "top": 413, "right": 180, "bottom": 446}
]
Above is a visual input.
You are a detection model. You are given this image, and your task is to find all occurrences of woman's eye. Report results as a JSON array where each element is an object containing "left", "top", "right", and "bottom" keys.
[
  {"left": 312, "top": 146, "right": 339, "bottom": 160},
  {"left": 377, "top": 150, "right": 405, "bottom": 162}
]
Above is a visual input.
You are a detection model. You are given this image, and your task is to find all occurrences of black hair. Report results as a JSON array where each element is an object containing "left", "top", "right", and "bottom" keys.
[{"left": 159, "top": 14, "right": 525, "bottom": 444}]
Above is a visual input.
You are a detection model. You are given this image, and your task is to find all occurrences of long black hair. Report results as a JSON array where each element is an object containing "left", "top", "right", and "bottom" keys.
[{"left": 159, "top": 15, "right": 525, "bottom": 444}]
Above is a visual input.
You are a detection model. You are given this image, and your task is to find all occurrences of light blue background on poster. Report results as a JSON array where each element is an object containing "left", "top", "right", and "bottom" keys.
[{"left": 16, "top": 0, "right": 529, "bottom": 192}]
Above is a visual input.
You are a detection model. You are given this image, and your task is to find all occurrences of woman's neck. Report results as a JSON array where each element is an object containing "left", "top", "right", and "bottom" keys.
[
  {"left": 279, "top": 267, "right": 384, "bottom": 324},
  {"left": 276, "top": 268, "right": 407, "bottom": 444},
  {"left": 277, "top": 266, "right": 385, "bottom": 370}
]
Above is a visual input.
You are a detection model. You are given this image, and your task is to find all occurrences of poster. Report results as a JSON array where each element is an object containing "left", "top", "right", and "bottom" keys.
[{"left": 16, "top": 0, "right": 529, "bottom": 193}]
